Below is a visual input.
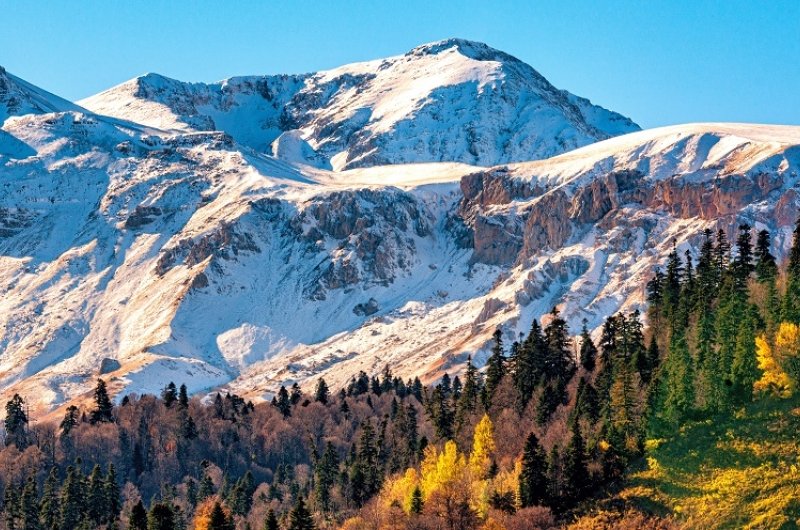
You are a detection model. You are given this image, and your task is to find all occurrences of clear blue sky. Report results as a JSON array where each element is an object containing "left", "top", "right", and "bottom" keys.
[{"left": 1, "top": 0, "right": 798, "bottom": 128}]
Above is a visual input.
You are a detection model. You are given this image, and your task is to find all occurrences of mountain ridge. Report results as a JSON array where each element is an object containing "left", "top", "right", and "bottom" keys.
[{"left": 0, "top": 42, "right": 799, "bottom": 412}]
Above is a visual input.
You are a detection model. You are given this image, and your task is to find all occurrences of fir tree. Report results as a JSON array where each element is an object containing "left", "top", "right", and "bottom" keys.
[
  {"left": 20, "top": 476, "right": 40, "bottom": 530},
  {"left": 4, "top": 394, "right": 28, "bottom": 449},
  {"left": 90, "top": 379, "right": 114, "bottom": 424},
  {"left": 579, "top": 320, "right": 598, "bottom": 372},
  {"left": 519, "top": 432, "right": 548, "bottom": 507},
  {"left": 178, "top": 384, "right": 189, "bottom": 409},
  {"left": 409, "top": 486, "right": 424, "bottom": 514},
  {"left": 147, "top": 502, "right": 176, "bottom": 530},
  {"left": 562, "top": 418, "right": 589, "bottom": 501},
  {"left": 129, "top": 500, "right": 148, "bottom": 530},
  {"left": 314, "top": 379, "right": 330, "bottom": 404},
  {"left": 264, "top": 509, "right": 279, "bottom": 530},
  {"left": 484, "top": 329, "right": 506, "bottom": 401},
  {"left": 755, "top": 229, "right": 777, "bottom": 282},
  {"left": 58, "top": 405, "right": 79, "bottom": 438},
  {"left": 161, "top": 382, "right": 177, "bottom": 408},
  {"left": 40, "top": 467, "right": 60, "bottom": 530},
  {"left": 208, "top": 502, "right": 234, "bottom": 530},
  {"left": 59, "top": 466, "right": 85, "bottom": 530},
  {"left": 287, "top": 496, "right": 315, "bottom": 530},
  {"left": 272, "top": 386, "right": 292, "bottom": 418},
  {"left": 314, "top": 442, "right": 339, "bottom": 512}
]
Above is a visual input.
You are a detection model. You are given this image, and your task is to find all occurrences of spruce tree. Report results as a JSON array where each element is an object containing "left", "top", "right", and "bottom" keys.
[
  {"left": 755, "top": 229, "right": 777, "bottom": 282},
  {"left": 484, "top": 329, "right": 506, "bottom": 401},
  {"left": 272, "top": 386, "right": 292, "bottom": 418},
  {"left": 264, "top": 509, "right": 279, "bottom": 530},
  {"left": 4, "top": 394, "right": 28, "bottom": 449},
  {"left": 161, "top": 382, "right": 177, "bottom": 408},
  {"left": 579, "top": 320, "right": 598, "bottom": 372},
  {"left": 208, "top": 502, "right": 234, "bottom": 530},
  {"left": 287, "top": 496, "right": 315, "bottom": 530},
  {"left": 314, "top": 378, "right": 330, "bottom": 404},
  {"left": 59, "top": 466, "right": 84, "bottom": 530},
  {"left": 314, "top": 442, "right": 339, "bottom": 512},
  {"left": 147, "top": 502, "right": 176, "bottom": 530},
  {"left": 178, "top": 384, "right": 189, "bottom": 409},
  {"left": 409, "top": 486, "right": 424, "bottom": 514},
  {"left": 87, "top": 464, "right": 106, "bottom": 525},
  {"left": 90, "top": 379, "right": 114, "bottom": 424},
  {"left": 59, "top": 405, "right": 79, "bottom": 438},
  {"left": 20, "top": 476, "right": 40, "bottom": 530},
  {"left": 518, "top": 432, "right": 548, "bottom": 507},
  {"left": 562, "top": 418, "right": 589, "bottom": 502},
  {"left": 40, "top": 467, "right": 60, "bottom": 530},
  {"left": 129, "top": 500, "right": 148, "bottom": 530}
]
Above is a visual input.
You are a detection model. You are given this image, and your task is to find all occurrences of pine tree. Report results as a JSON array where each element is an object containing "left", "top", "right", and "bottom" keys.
[
  {"left": 287, "top": 496, "right": 315, "bottom": 530},
  {"left": 178, "top": 384, "right": 189, "bottom": 409},
  {"left": 264, "top": 509, "right": 279, "bottom": 530},
  {"left": 730, "top": 304, "right": 761, "bottom": 403},
  {"left": 272, "top": 386, "right": 292, "bottom": 418},
  {"left": 59, "top": 466, "right": 85, "bottom": 530},
  {"left": 129, "top": 500, "right": 148, "bottom": 530},
  {"left": 59, "top": 405, "right": 79, "bottom": 438},
  {"left": 4, "top": 394, "right": 28, "bottom": 448},
  {"left": 20, "top": 476, "right": 40, "bottom": 530},
  {"left": 409, "top": 486, "right": 424, "bottom": 514},
  {"left": 147, "top": 502, "right": 176, "bottom": 530},
  {"left": 314, "top": 379, "right": 330, "bottom": 404},
  {"left": 87, "top": 464, "right": 106, "bottom": 525},
  {"left": 484, "top": 329, "right": 506, "bottom": 401},
  {"left": 755, "top": 229, "right": 778, "bottom": 282},
  {"left": 562, "top": 418, "right": 589, "bottom": 502},
  {"left": 161, "top": 382, "right": 177, "bottom": 408},
  {"left": 314, "top": 441, "right": 340, "bottom": 512},
  {"left": 660, "top": 330, "right": 694, "bottom": 425},
  {"left": 105, "top": 464, "right": 120, "bottom": 523},
  {"left": 518, "top": 432, "right": 548, "bottom": 508},
  {"left": 579, "top": 320, "right": 598, "bottom": 372},
  {"left": 90, "top": 379, "right": 114, "bottom": 424},
  {"left": 40, "top": 467, "right": 60, "bottom": 530},
  {"left": 208, "top": 502, "right": 234, "bottom": 530}
]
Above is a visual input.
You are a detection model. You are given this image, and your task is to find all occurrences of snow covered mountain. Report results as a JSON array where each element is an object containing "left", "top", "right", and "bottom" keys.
[
  {"left": 79, "top": 39, "right": 639, "bottom": 171},
  {"left": 1, "top": 43, "right": 799, "bottom": 413}
]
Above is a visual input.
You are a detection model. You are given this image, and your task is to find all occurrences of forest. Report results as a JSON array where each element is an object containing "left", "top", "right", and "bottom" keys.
[{"left": 2, "top": 219, "right": 800, "bottom": 530}]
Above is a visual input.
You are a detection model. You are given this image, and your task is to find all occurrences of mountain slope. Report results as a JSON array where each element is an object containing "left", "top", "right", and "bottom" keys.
[
  {"left": 79, "top": 39, "right": 639, "bottom": 171},
  {"left": 0, "top": 67, "right": 86, "bottom": 122}
]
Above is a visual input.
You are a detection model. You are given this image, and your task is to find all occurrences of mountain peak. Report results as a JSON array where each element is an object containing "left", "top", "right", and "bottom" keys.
[
  {"left": 0, "top": 67, "right": 84, "bottom": 122},
  {"left": 407, "top": 38, "right": 519, "bottom": 63}
]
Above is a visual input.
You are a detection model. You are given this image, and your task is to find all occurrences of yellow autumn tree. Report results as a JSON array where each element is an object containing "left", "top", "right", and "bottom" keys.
[
  {"left": 380, "top": 467, "right": 419, "bottom": 514},
  {"left": 754, "top": 323, "right": 800, "bottom": 398},
  {"left": 469, "top": 414, "right": 496, "bottom": 477}
]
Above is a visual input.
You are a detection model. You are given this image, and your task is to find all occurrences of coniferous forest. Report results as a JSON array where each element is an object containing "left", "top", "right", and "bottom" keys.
[{"left": 3, "top": 221, "right": 800, "bottom": 530}]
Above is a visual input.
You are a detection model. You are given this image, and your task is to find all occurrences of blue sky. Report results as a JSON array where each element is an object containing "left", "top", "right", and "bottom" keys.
[{"left": 1, "top": 0, "right": 798, "bottom": 128}]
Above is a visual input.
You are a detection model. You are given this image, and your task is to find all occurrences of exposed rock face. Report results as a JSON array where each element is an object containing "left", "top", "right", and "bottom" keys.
[{"left": 99, "top": 358, "right": 121, "bottom": 374}]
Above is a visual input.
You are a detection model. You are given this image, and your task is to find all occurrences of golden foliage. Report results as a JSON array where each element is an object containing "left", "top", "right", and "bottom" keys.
[
  {"left": 754, "top": 324, "right": 797, "bottom": 398},
  {"left": 193, "top": 498, "right": 231, "bottom": 530}
]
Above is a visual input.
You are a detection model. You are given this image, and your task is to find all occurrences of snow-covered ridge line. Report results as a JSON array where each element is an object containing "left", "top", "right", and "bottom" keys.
[{"left": 78, "top": 38, "right": 639, "bottom": 172}]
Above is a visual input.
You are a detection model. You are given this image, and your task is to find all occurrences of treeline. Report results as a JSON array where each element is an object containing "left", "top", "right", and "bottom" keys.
[{"left": 3, "top": 220, "right": 800, "bottom": 530}]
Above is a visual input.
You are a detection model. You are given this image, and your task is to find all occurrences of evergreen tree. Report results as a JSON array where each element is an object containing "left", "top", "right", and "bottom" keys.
[
  {"left": 314, "top": 379, "right": 330, "bottom": 404},
  {"left": 147, "top": 502, "right": 176, "bottom": 530},
  {"left": 562, "top": 418, "right": 589, "bottom": 502},
  {"left": 105, "top": 464, "right": 120, "bottom": 523},
  {"left": 20, "top": 476, "right": 40, "bottom": 530},
  {"left": 264, "top": 509, "right": 279, "bottom": 530},
  {"left": 732, "top": 224, "right": 754, "bottom": 287},
  {"left": 178, "top": 384, "right": 189, "bottom": 409},
  {"left": 660, "top": 331, "right": 694, "bottom": 425},
  {"left": 129, "top": 500, "right": 148, "bottom": 530},
  {"left": 484, "top": 329, "right": 506, "bottom": 401},
  {"left": 518, "top": 432, "right": 548, "bottom": 507},
  {"left": 314, "top": 441, "right": 340, "bottom": 512},
  {"left": 578, "top": 320, "right": 598, "bottom": 372},
  {"left": 4, "top": 394, "right": 28, "bottom": 448},
  {"left": 87, "top": 464, "right": 106, "bottom": 525},
  {"left": 272, "top": 386, "right": 292, "bottom": 418},
  {"left": 90, "top": 379, "right": 114, "bottom": 424},
  {"left": 40, "top": 467, "right": 60, "bottom": 530},
  {"left": 161, "top": 382, "right": 177, "bottom": 408},
  {"left": 755, "top": 229, "right": 777, "bottom": 282},
  {"left": 287, "top": 496, "right": 315, "bottom": 530},
  {"left": 58, "top": 405, "right": 79, "bottom": 438},
  {"left": 456, "top": 356, "right": 480, "bottom": 422},
  {"left": 409, "top": 486, "right": 424, "bottom": 515},
  {"left": 208, "top": 502, "right": 234, "bottom": 530},
  {"left": 59, "top": 466, "right": 84, "bottom": 530}
]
